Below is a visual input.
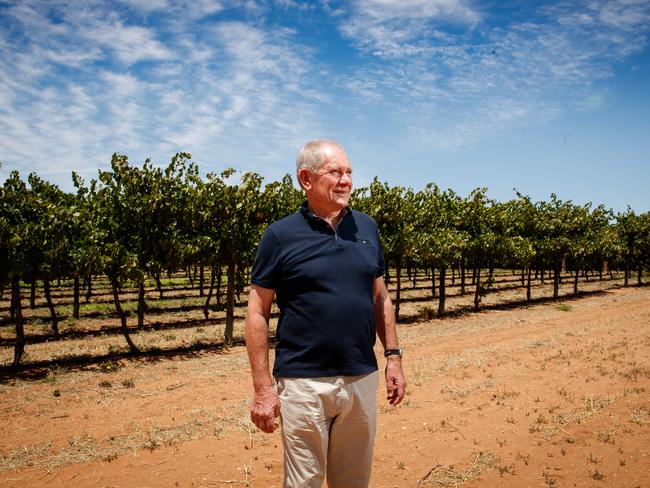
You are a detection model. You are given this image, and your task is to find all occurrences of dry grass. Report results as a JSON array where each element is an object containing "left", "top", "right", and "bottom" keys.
[
  {"left": 0, "top": 445, "right": 52, "bottom": 471},
  {"left": 629, "top": 406, "right": 649, "bottom": 425},
  {"left": 440, "top": 381, "right": 494, "bottom": 400},
  {"left": 530, "top": 395, "right": 620, "bottom": 440},
  {"left": 0, "top": 404, "right": 252, "bottom": 473},
  {"left": 417, "top": 451, "right": 500, "bottom": 487}
]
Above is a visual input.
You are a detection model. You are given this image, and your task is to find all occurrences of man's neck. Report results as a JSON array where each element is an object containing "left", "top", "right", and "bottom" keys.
[{"left": 308, "top": 203, "right": 347, "bottom": 230}]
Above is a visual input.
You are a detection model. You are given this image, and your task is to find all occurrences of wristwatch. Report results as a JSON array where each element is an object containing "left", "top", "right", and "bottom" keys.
[{"left": 384, "top": 348, "right": 402, "bottom": 358}]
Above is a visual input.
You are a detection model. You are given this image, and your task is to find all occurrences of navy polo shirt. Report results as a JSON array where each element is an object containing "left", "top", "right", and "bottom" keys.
[{"left": 251, "top": 203, "right": 386, "bottom": 378}]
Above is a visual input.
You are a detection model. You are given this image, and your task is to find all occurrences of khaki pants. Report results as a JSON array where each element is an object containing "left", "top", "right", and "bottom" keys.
[{"left": 276, "top": 371, "right": 379, "bottom": 488}]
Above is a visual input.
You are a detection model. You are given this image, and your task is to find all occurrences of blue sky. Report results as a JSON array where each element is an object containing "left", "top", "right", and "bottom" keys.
[{"left": 1, "top": 0, "right": 649, "bottom": 213}]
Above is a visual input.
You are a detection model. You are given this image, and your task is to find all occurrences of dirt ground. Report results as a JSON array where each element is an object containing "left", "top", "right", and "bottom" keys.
[{"left": 1, "top": 284, "right": 649, "bottom": 487}]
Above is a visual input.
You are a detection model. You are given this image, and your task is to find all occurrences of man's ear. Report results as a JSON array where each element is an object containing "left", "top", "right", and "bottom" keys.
[{"left": 298, "top": 168, "right": 312, "bottom": 191}]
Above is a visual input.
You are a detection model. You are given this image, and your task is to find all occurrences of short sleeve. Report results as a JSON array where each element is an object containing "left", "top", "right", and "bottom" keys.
[{"left": 251, "top": 226, "right": 283, "bottom": 289}]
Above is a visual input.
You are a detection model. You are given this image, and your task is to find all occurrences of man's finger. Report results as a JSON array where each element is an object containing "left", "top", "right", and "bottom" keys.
[
  {"left": 263, "top": 417, "right": 275, "bottom": 433},
  {"left": 393, "top": 381, "right": 406, "bottom": 405},
  {"left": 256, "top": 414, "right": 273, "bottom": 433}
]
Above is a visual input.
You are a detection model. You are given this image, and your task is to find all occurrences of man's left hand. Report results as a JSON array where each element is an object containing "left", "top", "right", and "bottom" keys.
[{"left": 385, "top": 358, "right": 406, "bottom": 405}]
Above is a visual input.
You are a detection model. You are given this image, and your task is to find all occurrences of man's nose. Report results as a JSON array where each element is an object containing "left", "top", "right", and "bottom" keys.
[{"left": 339, "top": 172, "right": 352, "bottom": 186}]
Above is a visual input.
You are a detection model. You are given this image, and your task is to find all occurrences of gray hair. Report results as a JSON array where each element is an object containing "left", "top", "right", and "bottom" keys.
[{"left": 296, "top": 139, "right": 345, "bottom": 177}]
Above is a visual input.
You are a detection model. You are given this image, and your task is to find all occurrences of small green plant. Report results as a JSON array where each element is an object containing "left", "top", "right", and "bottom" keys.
[
  {"left": 52, "top": 389, "right": 61, "bottom": 397},
  {"left": 121, "top": 378, "right": 135, "bottom": 388},
  {"left": 557, "top": 303, "right": 572, "bottom": 312},
  {"left": 99, "top": 380, "right": 112, "bottom": 388},
  {"left": 99, "top": 361, "right": 121, "bottom": 373}
]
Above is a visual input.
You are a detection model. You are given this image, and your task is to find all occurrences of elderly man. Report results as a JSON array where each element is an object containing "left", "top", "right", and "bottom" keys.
[{"left": 245, "top": 139, "right": 406, "bottom": 488}]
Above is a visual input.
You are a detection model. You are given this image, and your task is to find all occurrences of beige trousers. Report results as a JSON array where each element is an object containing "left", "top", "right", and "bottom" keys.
[{"left": 276, "top": 371, "right": 379, "bottom": 488}]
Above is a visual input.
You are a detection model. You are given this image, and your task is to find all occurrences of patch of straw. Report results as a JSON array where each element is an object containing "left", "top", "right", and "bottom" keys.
[
  {"left": 440, "top": 381, "right": 494, "bottom": 400},
  {"left": 0, "top": 444, "right": 52, "bottom": 471},
  {"left": 1, "top": 406, "right": 251, "bottom": 472},
  {"left": 418, "top": 451, "right": 500, "bottom": 487},
  {"left": 537, "top": 395, "right": 618, "bottom": 439}
]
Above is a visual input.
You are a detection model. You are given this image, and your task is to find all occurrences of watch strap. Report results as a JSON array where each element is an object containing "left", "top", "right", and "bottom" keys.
[{"left": 384, "top": 348, "right": 402, "bottom": 358}]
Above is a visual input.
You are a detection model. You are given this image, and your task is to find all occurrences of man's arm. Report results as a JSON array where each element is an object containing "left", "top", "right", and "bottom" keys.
[
  {"left": 373, "top": 276, "right": 406, "bottom": 406},
  {"left": 245, "top": 284, "right": 280, "bottom": 433}
]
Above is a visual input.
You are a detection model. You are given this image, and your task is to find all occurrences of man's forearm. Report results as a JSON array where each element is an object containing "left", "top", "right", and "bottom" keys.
[
  {"left": 245, "top": 312, "right": 274, "bottom": 391},
  {"left": 374, "top": 276, "right": 406, "bottom": 405},
  {"left": 245, "top": 292, "right": 281, "bottom": 433}
]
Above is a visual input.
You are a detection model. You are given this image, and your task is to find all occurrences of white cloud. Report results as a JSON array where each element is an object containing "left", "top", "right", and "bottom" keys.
[
  {"left": 0, "top": 0, "right": 327, "bottom": 181},
  {"left": 213, "top": 21, "right": 310, "bottom": 78},
  {"left": 39, "top": 44, "right": 104, "bottom": 67},
  {"left": 338, "top": 0, "right": 480, "bottom": 55},
  {"left": 4, "top": 2, "right": 71, "bottom": 36},
  {"left": 117, "top": 0, "right": 227, "bottom": 19},
  {"left": 148, "top": 20, "right": 324, "bottom": 173},
  {"left": 100, "top": 71, "right": 141, "bottom": 98},
  {"left": 117, "top": 0, "right": 171, "bottom": 12},
  {"left": 1, "top": 0, "right": 649, "bottom": 192},
  {"left": 331, "top": 0, "right": 650, "bottom": 150},
  {"left": 80, "top": 21, "right": 174, "bottom": 66},
  {"left": 594, "top": 0, "right": 650, "bottom": 30}
]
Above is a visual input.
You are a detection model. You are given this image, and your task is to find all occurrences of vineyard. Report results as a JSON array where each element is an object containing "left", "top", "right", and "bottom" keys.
[
  {"left": 1, "top": 153, "right": 650, "bottom": 371},
  {"left": 1, "top": 277, "right": 649, "bottom": 487},
  {"left": 2, "top": 155, "right": 650, "bottom": 488}
]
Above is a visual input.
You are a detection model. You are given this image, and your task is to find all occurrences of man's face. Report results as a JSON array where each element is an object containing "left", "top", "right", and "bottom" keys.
[{"left": 302, "top": 145, "right": 353, "bottom": 213}]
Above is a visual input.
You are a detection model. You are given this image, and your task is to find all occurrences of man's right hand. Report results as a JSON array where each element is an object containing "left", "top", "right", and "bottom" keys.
[{"left": 250, "top": 386, "right": 280, "bottom": 433}]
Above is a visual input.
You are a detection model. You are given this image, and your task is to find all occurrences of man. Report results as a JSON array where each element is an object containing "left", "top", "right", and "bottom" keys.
[{"left": 245, "top": 139, "right": 406, "bottom": 488}]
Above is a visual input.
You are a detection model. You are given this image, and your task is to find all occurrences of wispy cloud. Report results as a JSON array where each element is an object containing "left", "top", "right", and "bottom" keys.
[
  {"left": 154, "top": 20, "right": 325, "bottom": 173},
  {"left": 0, "top": 0, "right": 649, "bottom": 195},
  {"left": 83, "top": 21, "right": 174, "bottom": 66},
  {"left": 0, "top": 0, "right": 326, "bottom": 185},
  {"left": 332, "top": 0, "right": 650, "bottom": 150},
  {"left": 338, "top": 0, "right": 480, "bottom": 56}
]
